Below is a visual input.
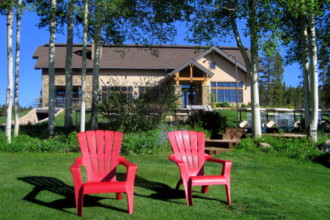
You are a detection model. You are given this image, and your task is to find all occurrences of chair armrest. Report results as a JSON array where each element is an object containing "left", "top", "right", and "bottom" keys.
[
  {"left": 169, "top": 154, "right": 186, "bottom": 165},
  {"left": 70, "top": 157, "right": 83, "bottom": 187},
  {"left": 118, "top": 156, "right": 138, "bottom": 183},
  {"left": 169, "top": 154, "right": 189, "bottom": 177},
  {"left": 204, "top": 154, "right": 232, "bottom": 176}
]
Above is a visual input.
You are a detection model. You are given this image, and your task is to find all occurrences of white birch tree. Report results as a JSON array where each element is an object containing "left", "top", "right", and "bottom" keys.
[
  {"left": 14, "top": 0, "right": 22, "bottom": 137},
  {"left": 90, "top": 0, "right": 102, "bottom": 130},
  {"left": 48, "top": 0, "right": 57, "bottom": 136},
  {"left": 278, "top": 0, "right": 325, "bottom": 141},
  {"left": 307, "top": 4, "right": 319, "bottom": 142},
  {"left": 64, "top": 0, "right": 74, "bottom": 129},
  {"left": 186, "top": 0, "right": 280, "bottom": 138},
  {"left": 80, "top": 0, "right": 89, "bottom": 132},
  {"left": 228, "top": 0, "right": 262, "bottom": 138},
  {"left": 5, "top": 2, "right": 14, "bottom": 143}
]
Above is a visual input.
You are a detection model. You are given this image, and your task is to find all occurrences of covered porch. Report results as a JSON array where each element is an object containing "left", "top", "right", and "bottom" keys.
[{"left": 166, "top": 59, "right": 214, "bottom": 106}]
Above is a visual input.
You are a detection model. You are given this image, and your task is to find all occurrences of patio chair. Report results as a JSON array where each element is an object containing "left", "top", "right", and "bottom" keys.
[
  {"left": 70, "top": 130, "right": 138, "bottom": 216},
  {"left": 167, "top": 130, "right": 232, "bottom": 206}
]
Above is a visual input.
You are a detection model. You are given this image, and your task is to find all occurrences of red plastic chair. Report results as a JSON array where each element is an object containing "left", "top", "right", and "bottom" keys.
[
  {"left": 70, "top": 130, "right": 137, "bottom": 216},
  {"left": 167, "top": 130, "right": 232, "bottom": 206}
]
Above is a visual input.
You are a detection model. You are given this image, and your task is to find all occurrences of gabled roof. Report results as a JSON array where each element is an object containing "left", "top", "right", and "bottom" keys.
[
  {"left": 194, "top": 46, "right": 248, "bottom": 72},
  {"left": 167, "top": 59, "right": 215, "bottom": 78},
  {"left": 33, "top": 44, "right": 257, "bottom": 72}
]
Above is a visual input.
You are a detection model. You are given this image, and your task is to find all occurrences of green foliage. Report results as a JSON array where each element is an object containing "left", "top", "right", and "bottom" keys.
[
  {"left": 236, "top": 135, "right": 324, "bottom": 161},
  {"left": 0, "top": 130, "right": 79, "bottom": 153},
  {"left": 215, "top": 102, "right": 231, "bottom": 107},
  {"left": 187, "top": 110, "right": 227, "bottom": 139},
  {"left": 0, "top": 104, "right": 6, "bottom": 117},
  {"left": 240, "top": 103, "right": 250, "bottom": 107},
  {"left": 260, "top": 52, "right": 286, "bottom": 107},
  {"left": 121, "top": 129, "right": 171, "bottom": 155},
  {"left": 99, "top": 84, "right": 179, "bottom": 133}
]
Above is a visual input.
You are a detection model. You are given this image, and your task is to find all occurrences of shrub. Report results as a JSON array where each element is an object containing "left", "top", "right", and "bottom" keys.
[
  {"left": 236, "top": 135, "right": 323, "bottom": 161},
  {"left": 215, "top": 102, "right": 231, "bottom": 108},
  {"left": 99, "top": 84, "right": 179, "bottom": 133},
  {"left": 121, "top": 129, "right": 171, "bottom": 155},
  {"left": 0, "top": 131, "right": 79, "bottom": 153},
  {"left": 187, "top": 110, "right": 227, "bottom": 139}
]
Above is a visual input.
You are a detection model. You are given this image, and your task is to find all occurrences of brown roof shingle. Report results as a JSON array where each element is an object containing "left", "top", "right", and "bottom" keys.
[{"left": 33, "top": 44, "right": 253, "bottom": 70}]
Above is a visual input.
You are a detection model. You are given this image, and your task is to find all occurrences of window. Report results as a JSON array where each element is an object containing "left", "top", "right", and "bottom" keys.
[
  {"left": 102, "top": 86, "right": 133, "bottom": 101},
  {"left": 211, "top": 82, "right": 243, "bottom": 103},
  {"left": 209, "top": 61, "right": 216, "bottom": 69}
]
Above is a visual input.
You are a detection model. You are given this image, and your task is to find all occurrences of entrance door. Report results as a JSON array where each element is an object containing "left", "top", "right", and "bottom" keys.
[{"left": 182, "top": 84, "right": 197, "bottom": 106}]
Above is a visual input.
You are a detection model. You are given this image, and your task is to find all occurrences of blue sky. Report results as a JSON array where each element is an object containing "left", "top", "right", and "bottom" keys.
[{"left": 0, "top": 11, "right": 301, "bottom": 107}]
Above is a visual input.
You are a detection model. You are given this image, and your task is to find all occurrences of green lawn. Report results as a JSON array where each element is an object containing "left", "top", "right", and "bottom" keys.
[
  {"left": 1, "top": 151, "right": 329, "bottom": 219},
  {"left": 217, "top": 109, "right": 246, "bottom": 128}
]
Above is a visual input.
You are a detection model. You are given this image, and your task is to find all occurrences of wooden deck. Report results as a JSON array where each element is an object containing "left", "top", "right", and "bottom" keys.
[
  {"left": 204, "top": 128, "right": 247, "bottom": 156},
  {"left": 267, "top": 133, "right": 307, "bottom": 138},
  {"left": 205, "top": 138, "right": 240, "bottom": 148}
]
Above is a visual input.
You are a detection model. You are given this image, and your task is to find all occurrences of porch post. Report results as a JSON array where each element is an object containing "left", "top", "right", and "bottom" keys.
[
  {"left": 201, "top": 85, "right": 210, "bottom": 105},
  {"left": 174, "top": 85, "right": 182, "bottom": 105}
]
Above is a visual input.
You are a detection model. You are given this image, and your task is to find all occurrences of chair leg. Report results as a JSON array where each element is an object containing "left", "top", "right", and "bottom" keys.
[
  {"left": 116, "top": 192, "right": 122, "bottom": 200},
  {"left": 187, "top": 181, "right": 193, "bottom": 206},
  {"left": 77, "top": 192, "right": 84, "bottom": 217},
  {"left": 181, "top": 180, "right": 192, "bottom": 206},
  {"left": 175, "top": 179, "right": 183, "bottom": 190},
  {"left": 225, "top": 184, "right": 231, "bottom": 206},
  {"left": 127, "top": 191, "right": 134, "bottom": 214},
  {"left": 201, "top": 185, "right": 209, "bottom": 193}
]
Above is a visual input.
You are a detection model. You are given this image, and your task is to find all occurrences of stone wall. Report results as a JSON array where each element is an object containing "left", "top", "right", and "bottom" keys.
[
  {"left": 173, "top": 85, "right": 182, "bottom": 105},
  {"left": 202, "top": 85, "right": 210, "bottom": 105},
  {"left": 41, "top": 72, "right": 93, "bottom": 107}
]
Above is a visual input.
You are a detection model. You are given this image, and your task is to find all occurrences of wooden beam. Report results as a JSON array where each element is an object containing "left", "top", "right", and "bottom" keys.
[
  {"left": 175, "top": 72, "right": 179, "bottom": 85},
  {"left": 190, "top": 64, "right": 193, "bottom": 82},
  {"left": 177, "top": 77, "right": 208, "bottom": 81}
]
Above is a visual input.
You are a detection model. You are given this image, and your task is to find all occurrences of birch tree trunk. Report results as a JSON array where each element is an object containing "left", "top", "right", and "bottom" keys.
[
  {"left": 307, "top": 11, "right": 319, "bottom": 142},
  {"left": 14, "top": 0, "right": 22, "bottom": 137},
  {"left": 48, "top": 0, "right": 57, "bottom": 136},
  {"left": 80, "top": 0, "right": 89, "bottom": 132},
  {"left": 64, "top": 0, "right": 74, "bottom": 129},
  {"left": 6, "top": 6, "right": 14, "bottom": 143},
  {"left": 229, "top": 2, "right": 262, "bottom": 138},
  {"left": 90, "top": 3, "right": 102, "bottom": 130},
  {"left": 248, "top": 0, "right": 262, "bottom": 138},
  {"left": 301, "top": 17, "right": 311, "bottom": 132}
]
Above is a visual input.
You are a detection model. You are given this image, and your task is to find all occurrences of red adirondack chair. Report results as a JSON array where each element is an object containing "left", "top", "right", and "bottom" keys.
[
  {"left": 70, "top": 130, "right": 138, "bottom": 216},
  {"left": 167, "top": 130, "right": 232, "bottom": 206}
]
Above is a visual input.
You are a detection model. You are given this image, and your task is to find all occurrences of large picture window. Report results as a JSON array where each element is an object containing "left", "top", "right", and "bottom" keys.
[{"left": 211, "top": 82, "right": 243, "bottom": 103}]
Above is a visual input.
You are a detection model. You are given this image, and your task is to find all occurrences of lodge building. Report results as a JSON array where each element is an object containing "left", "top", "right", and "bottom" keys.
[{"left": 33, "top": 44, "right": 259, "bottom": 108}]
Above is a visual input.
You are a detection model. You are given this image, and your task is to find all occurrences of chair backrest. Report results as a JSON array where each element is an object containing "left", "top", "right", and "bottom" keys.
[
  {"left": 167, "top": 131, "right": 206, "bottom": 175},
  {"left": 77, "top": 130, "right": 122, "bottom": 182}
]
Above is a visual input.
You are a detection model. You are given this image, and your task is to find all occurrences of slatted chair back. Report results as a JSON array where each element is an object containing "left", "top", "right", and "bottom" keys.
[
  {"left": 77, "top": 130, "right": 122, "bottom": 182},
  {"left": 167, "top": 130, "right": 206, "bottom": 175}
]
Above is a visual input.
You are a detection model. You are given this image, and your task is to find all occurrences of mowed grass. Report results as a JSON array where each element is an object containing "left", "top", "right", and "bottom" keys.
[{"left": 0, "top": 151, "right": 329, "bottom": 220}]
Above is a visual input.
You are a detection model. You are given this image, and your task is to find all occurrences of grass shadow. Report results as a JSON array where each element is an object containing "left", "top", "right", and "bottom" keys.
[
  {"left": 118, "top": 174, "right": 226, "bottom": 205},
  {"left": 17, "top": 176, "right": 127, "bottom": 215},
  {"left": 133, "top": 175, "right": 185, "bottom": 204},
  {"left": 18, "top": 174, "right": 227, "bottom": 215}
]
